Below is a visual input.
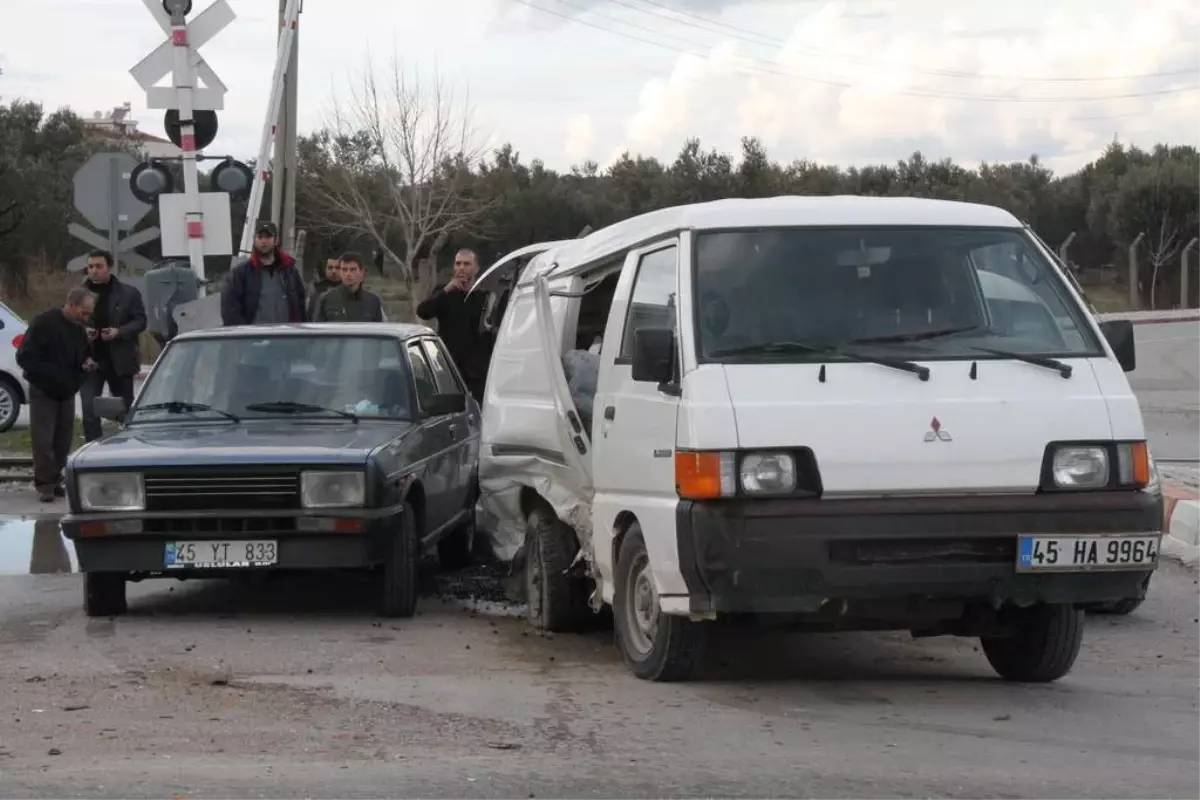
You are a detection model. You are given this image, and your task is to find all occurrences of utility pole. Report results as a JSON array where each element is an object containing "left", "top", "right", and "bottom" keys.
[{"left": 271, "top": 0, "right": 300, "bottom": 253}]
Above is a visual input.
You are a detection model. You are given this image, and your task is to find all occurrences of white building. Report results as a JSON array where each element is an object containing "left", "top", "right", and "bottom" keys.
[{"left": 83, "top": 102, "right": 181, "bottom": 160}]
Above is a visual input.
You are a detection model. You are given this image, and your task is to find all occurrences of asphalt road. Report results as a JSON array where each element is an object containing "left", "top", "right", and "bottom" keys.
[
  {"left": 0, "top": 518, "right": 1197, "bottom": 799},
  {"left": 1128, "top": 321, "right": 1200, "bottom": 461}
]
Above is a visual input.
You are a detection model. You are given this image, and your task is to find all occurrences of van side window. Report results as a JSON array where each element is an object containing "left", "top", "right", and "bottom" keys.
[
  {"left": 407, "top": 343, "right": 439, "bottom": 408},
  {"left": 619, "top": 246, "right": 678, "bottom": 360},
  {"left": 420, "top": 339, "right": 463, "bottom": 397}
]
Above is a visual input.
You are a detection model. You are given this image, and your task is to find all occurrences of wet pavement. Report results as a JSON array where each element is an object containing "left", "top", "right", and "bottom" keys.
[{"left": 0, "top": 515, "right": 1196, "bottom": 798}]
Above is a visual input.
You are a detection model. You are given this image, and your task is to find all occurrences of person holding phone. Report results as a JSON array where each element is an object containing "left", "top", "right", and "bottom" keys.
[{"left": 80, "top": 250, "right": 147, "bottom": 442}]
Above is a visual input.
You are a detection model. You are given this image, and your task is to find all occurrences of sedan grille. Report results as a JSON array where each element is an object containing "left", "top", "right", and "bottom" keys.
[{"left": 143, "top": 471, "right": 301, "bottom": 512}]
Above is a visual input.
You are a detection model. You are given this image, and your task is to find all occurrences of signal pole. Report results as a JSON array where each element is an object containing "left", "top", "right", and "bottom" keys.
[{"left": 271, "top": 0, "right": 300, "bottom": 252}]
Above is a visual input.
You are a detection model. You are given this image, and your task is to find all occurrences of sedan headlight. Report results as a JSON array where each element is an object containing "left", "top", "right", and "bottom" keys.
[
  {"left": 740, "top": 453, "right": 797, "bottom": 495},
  {"left": 1051, "top": 446, "right": 1109, "bottom": 489},
  {"left": 300, "top": 471, "right": 365, "bottom": 508},
  {"left": 78, "top": 472, "right": 145, "bottom": 511}
]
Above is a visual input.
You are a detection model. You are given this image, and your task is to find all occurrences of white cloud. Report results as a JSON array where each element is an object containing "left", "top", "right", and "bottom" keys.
[{"left": 564, "top": 113, "right": 597, "bottom": 163}]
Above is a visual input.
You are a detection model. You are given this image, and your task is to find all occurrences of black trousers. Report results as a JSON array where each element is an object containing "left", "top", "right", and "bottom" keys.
[
  {"left": 80, "top": 364, "right": 134, "bottom": 442},
  {"left": 29, "top": 384, "right": 75, "bottom": 495}
]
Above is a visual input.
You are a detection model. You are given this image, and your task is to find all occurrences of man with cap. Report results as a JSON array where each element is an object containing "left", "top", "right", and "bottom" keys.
[{"left": 220, "top": 221, "right": 308, "bottom": 326}]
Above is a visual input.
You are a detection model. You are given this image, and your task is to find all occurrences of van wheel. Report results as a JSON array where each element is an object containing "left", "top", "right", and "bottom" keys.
[
  {"left": 524, "top": 505, "right": 590, "bottom": 632},
  {"left": 84, "top": 572, "right": 127, "bottom": 617},
  {"left": 981, "top": 604, "right": 1083, "bottom": 683},
  {"left": 381, "top": 502, "right": 418, "bottom": 618},
  {"left": 614, "top": 526, "right": 707, "bottom": 682}
]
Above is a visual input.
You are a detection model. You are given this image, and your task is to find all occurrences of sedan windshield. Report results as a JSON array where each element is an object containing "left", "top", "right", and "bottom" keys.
[
  {"left": 132, "top": 334, "right": 413, "bottom": 421},
  {"left": 693, "top": 227, "right": 1101, "bottom": 363}
]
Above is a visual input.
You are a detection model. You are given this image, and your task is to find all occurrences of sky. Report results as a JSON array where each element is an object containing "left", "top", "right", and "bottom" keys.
[{"left": 1, "top": 0, "right": 1197, "bottom": 176}]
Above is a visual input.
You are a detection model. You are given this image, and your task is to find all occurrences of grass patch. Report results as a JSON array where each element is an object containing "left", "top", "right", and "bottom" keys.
[
  {"left": 1083, "top": 283, "right": 1133, "bottom": 314},
  {"left": 0, "top": 419, "right": 86, "bottom": 457}
]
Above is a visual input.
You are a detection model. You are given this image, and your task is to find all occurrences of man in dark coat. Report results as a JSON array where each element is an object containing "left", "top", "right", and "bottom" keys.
[
  {"left": 307, "top": 256, "right": 342, "bottom": 320},
  {"left": 80, "top": 249, "right": 147, "bottom": 442},
  {"left": 220, "top": 221, "right": 307, "bottom": 325},
  {"left": 313, "top": 252, "right": 385, "bottom": 323},
  {"left": 16, "top": 287, "right": 96, "bottom": 502},
  {"left": 416, "top": 248, "right": 490, "bottom": 401}
]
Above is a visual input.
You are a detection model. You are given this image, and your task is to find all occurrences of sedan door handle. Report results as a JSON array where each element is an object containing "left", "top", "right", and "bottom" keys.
[{"left": 603, "top": 406, "right": 615, "bottom": 421}]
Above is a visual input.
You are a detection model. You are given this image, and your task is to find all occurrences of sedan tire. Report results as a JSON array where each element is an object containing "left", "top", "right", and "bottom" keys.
[
  {"left": 0, "top": 377, "right": 20, "bottom": 433},
  {"left": 380, "top": 502, "right": 419, "bottom": 618},
  {"left": 84, "top": 572, "right": 127, "bottom": 617}
]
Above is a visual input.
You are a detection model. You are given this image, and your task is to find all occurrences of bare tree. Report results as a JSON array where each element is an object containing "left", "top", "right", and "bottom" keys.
[
  {"left": 304, "top": 55, "right": 494, "bottom": 318},
  {"left": 1145, "top": 214, "right": 1181, "bottom": 310}
]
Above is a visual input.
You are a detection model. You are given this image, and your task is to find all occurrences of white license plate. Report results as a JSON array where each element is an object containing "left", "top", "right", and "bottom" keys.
[
  {"left": 1016, "top": 534, "right": 1160, "bottom": 572},
  {"left": 165, "top": 540, "right": 278, "bottom": 569}
]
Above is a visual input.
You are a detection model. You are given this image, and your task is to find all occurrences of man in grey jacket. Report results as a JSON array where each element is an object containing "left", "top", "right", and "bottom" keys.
[{"left": 80, "top": 250, "right": 146, "bottom": 441}]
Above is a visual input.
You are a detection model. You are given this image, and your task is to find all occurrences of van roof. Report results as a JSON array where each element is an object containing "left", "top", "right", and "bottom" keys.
[{"left": 533, "top": 195, "right": 1024, "bottom": 278}]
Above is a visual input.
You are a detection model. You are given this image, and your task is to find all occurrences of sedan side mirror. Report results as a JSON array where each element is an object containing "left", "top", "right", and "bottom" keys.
[
  {"left": 424, "top": 392, "right": 466, "bottom": 417},
  {"left": 1099, "top": 319, "right": 1136, "bottom": 372},
  {"left": 631, "top": 327, "right": 675, "bottom": 385},
  {"left": 93, "top": 396, "right": 127, "bottom": 422}
]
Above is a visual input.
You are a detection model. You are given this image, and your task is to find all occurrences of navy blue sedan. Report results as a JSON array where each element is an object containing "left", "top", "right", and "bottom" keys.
[{"left": 60, "top": 323, "right": 480, "bottom": 618}]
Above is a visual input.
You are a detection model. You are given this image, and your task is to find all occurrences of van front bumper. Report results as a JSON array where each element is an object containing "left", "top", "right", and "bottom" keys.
[{"left": 675, "top": 491, "right": 1162, "bottom": 615}]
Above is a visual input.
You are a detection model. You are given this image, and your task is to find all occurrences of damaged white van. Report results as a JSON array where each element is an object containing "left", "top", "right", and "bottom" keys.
[{"left": 471, "top": 196, "right": 1162, "bottom": 683}]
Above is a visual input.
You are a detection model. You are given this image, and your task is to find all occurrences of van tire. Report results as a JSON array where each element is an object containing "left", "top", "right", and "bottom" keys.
[
  {"left": 524, "top": 505, "right": 590, "bottom": 632},
  {"left": 981, "top": 604, "right": 1083, "bottom": 683},
  {"left": 84, "top": 572, "right": 127, "bottom": 617},
  {"left": 614, "top": 526, "right": 707, "bottom": 682},
  {"left": 381, "top": 502, "right": 419, "bottom": 618}
]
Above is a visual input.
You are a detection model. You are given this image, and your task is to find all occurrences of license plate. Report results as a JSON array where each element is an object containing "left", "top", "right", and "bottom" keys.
[
  {"left": 1016, "top": 534, "right": 1160, "bottom": 572},
  {"left": 165, "top": 540, "right": 278, "bottom": 569}
]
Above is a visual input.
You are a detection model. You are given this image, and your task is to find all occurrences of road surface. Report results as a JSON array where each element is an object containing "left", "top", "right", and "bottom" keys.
[{"left": 0, "top": 517, "right": 1196, "bottom": 798}]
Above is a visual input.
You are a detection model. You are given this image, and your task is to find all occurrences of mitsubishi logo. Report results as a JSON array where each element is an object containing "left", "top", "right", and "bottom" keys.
[{"left": 924, "top": 416, "right": 952, "bottom": 442}]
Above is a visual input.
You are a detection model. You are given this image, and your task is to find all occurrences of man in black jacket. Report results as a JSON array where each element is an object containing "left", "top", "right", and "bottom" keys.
[
  {"left": 313, "top": 253, "right": 385, "bottom": 322},
  {"left": 416, "top": 248, "right": 490, "bottom": 400},
  {"left": 80, "top": 250, "right": 147, "bottom": 442},
  {"left": 16, "top": 287, "right": 96, "bottom": 502},
  {"left": 307, "top": 256, "right": 342, "bottom": 320},
  {"left": 220, "top": 221, "right": 307, "bottom": 325}
]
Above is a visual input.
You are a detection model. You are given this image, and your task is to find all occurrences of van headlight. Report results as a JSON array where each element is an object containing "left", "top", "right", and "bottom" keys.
[
  {"left": 1050, "top": 446, "right": 1109, "bottom": 489},
  {"left": 78, "top": 472, "right": 145, "bottom": 511},
  {"left": 301, "top": 471, "right": 365, "bottom": 508},
  {"left": 740, "top": 453, "right": 797, "bottom": 495}
]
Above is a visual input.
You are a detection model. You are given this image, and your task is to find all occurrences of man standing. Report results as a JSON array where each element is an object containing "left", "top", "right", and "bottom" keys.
[
  {"left": 415, "top": 248, "right": 489, "bottom": 400},
  {"left": 80, "top": 250, "right": 146, "bottom": 442},
  {"left": 220, "top": 221, "right": 307, "bottom": 325},
  {"left": 307, "top": 256, "right": 341, "bottom": 320},
  {"left": 313, "top": 253, "right": 385, "bottom": 322},
  {"left": 16, "top": 288, "right": 96, "bottom": 502}
]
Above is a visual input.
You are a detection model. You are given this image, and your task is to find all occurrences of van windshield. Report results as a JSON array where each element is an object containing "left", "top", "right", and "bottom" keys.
[{"left": 693, "top": 227, "right": 1102, "bottom": 363}]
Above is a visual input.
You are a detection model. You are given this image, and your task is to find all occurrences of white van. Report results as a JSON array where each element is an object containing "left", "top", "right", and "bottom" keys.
[{"left": 471, "top": 196, "right": 1162, "bottom": 683}]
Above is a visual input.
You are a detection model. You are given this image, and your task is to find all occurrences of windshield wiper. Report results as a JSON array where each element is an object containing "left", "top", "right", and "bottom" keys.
[
  {"left": 244, "top": 401, "right": 359, "bottom": 422},
  {"left": 851, "top": 324, "right": 982, "bottom": 344},
  {"left": 709, "top": 341, "right": 930, "bottom": 381},
  {"left": 134, "top": 401, "right": 240, "bottom": 422},
  {"left": 969, "top": 347, "right": 1073, "bottom": 378}
]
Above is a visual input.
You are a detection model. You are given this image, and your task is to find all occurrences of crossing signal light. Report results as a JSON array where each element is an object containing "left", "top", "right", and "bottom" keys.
[
  {"left": 211, "top": 158, "right": 253, "bottom": 200},
  {"left": 129, "top": 161, "right": 175, "bottom": 204},
  {"left": 164, "top": 109, "right": 218, "bottom": 151},
  {"left": 162, "top": 0, "right": 193, "bottom": 15}
]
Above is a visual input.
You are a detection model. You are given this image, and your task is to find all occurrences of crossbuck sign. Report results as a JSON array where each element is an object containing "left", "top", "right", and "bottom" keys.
[{"left": 129, "top": 0, "right": 234, "bottom": 111}]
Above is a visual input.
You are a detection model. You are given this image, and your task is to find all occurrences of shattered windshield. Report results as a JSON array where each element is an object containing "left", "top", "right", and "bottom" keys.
[
  {"left": 693, "top": 227, "right": 1102, "bottom": 363},
  {"left": 132, "top": 334, "right": 414, "bottom": 421}
]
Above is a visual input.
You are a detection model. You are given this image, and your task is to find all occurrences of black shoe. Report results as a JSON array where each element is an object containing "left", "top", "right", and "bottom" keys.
[{"left": 38, "top": 492, "right": 55, "bottom": 503}]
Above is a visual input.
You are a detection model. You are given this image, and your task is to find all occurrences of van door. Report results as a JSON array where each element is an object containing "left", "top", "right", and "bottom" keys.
[{"left": 589, "top": 242, "right": 684, "bottom": 601}]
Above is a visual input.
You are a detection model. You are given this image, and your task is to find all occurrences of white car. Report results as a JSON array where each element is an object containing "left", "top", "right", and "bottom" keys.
[{"left": 0, "top": 300, "right": 29, "bottom": 432}]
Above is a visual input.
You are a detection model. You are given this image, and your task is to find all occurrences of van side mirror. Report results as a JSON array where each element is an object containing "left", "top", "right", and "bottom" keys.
[
  {"left": 424, "top": 392, "right": 466, "bottom": 417},
  {"left": 1099, "top": 319, "right": 1136, "bottom": 372},
  {"left": 93, "top": 396, "right": 127, "bottom": 422},
  {"left": 631, "top": 327, "right": 675, "bottom": 385}
]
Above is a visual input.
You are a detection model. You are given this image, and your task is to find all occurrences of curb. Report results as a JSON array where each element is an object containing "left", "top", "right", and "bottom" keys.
[{"left": 1162, "top": 483, "right": 1200, "bottom": 567}]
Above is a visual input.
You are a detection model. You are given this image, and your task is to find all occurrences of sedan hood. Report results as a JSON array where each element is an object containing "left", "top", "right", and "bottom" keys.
[{"left": 70, "top": 420, "right": 414, "bottom": 469}]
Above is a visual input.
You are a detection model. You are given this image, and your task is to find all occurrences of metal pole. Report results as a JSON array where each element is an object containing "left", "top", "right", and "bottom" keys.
[
  {"left": 282, "top": 16, "right": 299, "bottom": 254},
  {"left": 270, "top": 0, "right": 285, "bottom": 235},
  {"left": 108, "top": 156, "right": 121, "bottom": 275},
  {"left": 1182, "top": 237, "right": 1198, "bottom": 310},
  {"left": 1128, "top": 233, "right": 1145, "bottom": 311},
  {"left": 1058, "top": 231, "right": 1076, "bottom": 269},
  {"left": 233, "top": 0, "right": 300, "bottom": 265},
  {"left": 165, "top": 4, "right": 207, "bottom": 289}
]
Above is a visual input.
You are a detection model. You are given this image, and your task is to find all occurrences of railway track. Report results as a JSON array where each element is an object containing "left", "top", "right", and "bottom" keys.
[{"left": 0, "top": 455, "right": 33, "bottom": 484}]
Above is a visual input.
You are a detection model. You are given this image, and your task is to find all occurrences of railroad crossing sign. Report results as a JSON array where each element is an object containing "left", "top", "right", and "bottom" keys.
[
  {"left": 129, "top": 0, "right": 235, "bottom": 111},
  {"left": 67, "top": 152, "right": 159, "bottom": 273}
]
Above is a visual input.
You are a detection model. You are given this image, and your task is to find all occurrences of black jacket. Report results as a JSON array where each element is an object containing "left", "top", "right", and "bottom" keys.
[
  {"left": 313, "top": 284, "right": 385, "bottom": 323},
  {"left": 307, "top": 277, "right": 340, "bottom": 321},
  {"left": 16, "top": 309, "right": 91, "bottom": 401},
  {"left": 83, "top": 275, "right": 146, "bottom": 376},
  {"left": 220, "top": 250, "right": 307, "bottom": 325},
  {"left": 415, "top": 285, "right": 490, "bottom": 380}
]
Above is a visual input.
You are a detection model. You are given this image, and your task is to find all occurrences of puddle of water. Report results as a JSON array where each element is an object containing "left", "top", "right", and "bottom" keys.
[{"left": 0, "top": 517, "right": 78, "bottom": 575}]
